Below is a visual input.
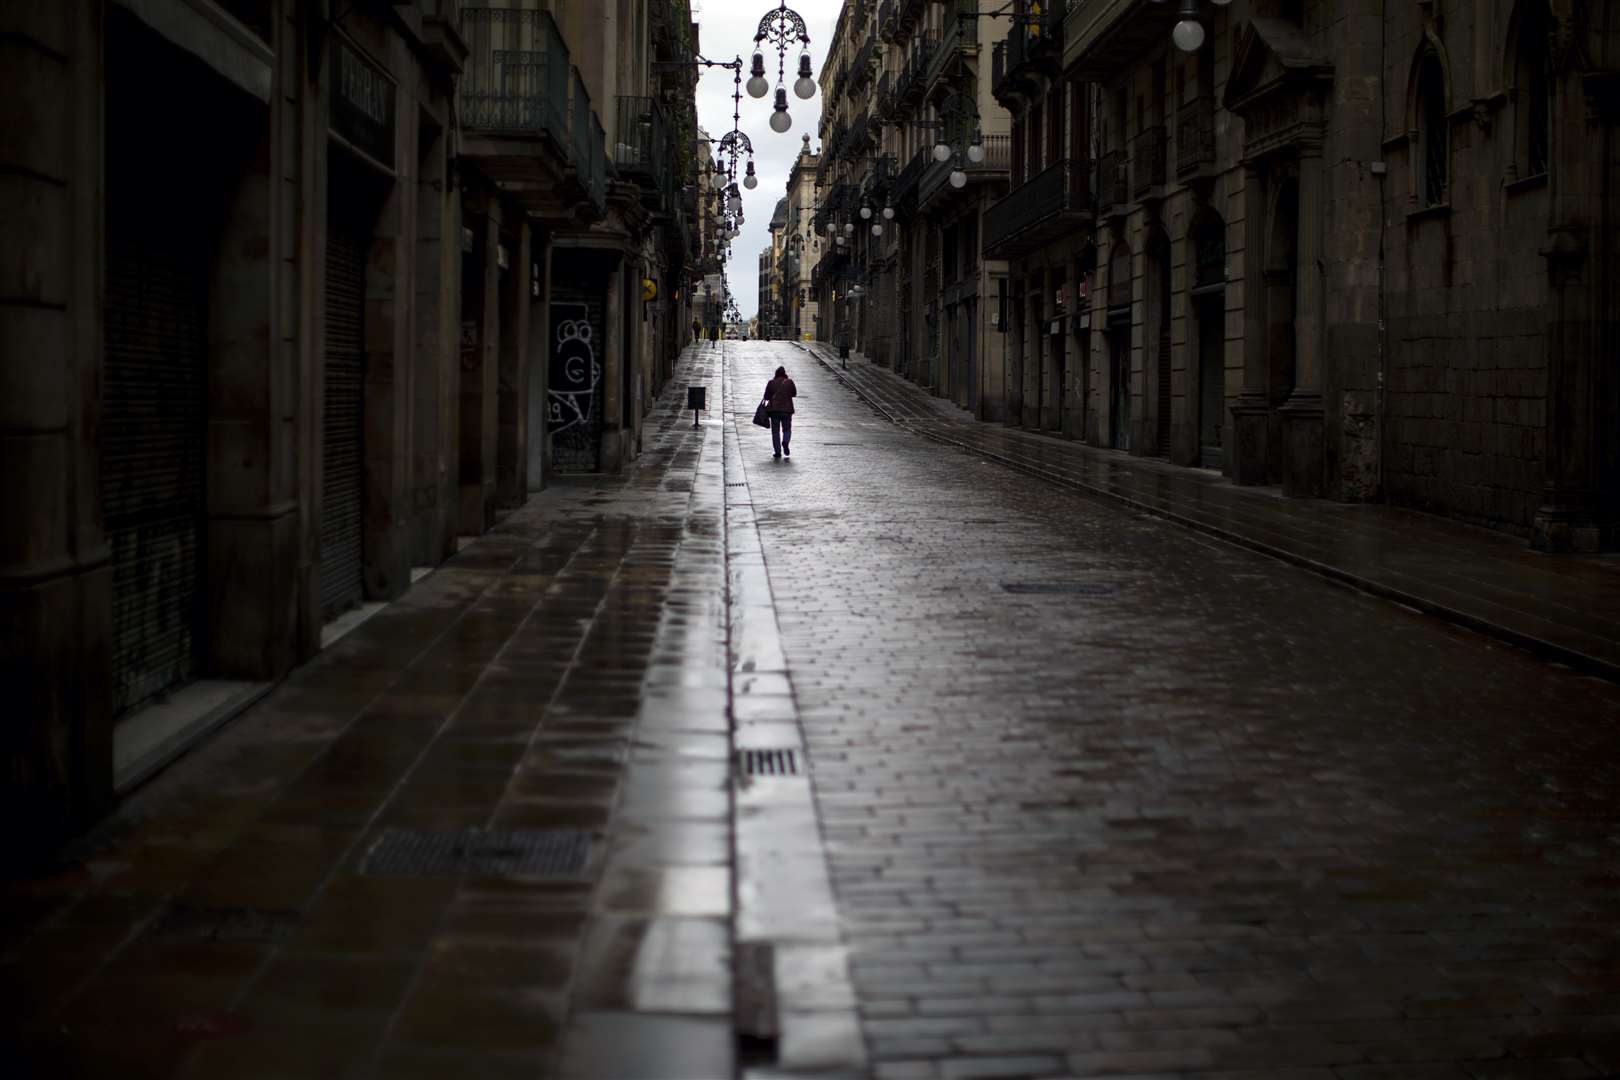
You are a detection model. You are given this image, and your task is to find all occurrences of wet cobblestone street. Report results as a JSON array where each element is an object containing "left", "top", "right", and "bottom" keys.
[
  {"left": 727, "top": 343, "right": 1620, "bottom": 1079},
  {"left": 5, "top": 342, "right": 1620, "bottom": 1079}
]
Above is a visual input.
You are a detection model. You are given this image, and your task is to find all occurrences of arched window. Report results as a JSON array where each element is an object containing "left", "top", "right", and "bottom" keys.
[
  {"left": 1512, "top": 0, "right": 1551, "bottom": 179},
  {"left": 1416, "top": 52, "right": 1449, "bottom": 206}
]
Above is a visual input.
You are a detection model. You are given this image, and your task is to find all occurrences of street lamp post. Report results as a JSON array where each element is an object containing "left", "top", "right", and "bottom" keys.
[{"left": 746, "top": 0, "right": 815, "bottom": 133}]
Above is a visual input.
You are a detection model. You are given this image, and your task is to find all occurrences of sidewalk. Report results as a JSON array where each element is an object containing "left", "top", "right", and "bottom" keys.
[
  {"left": 0, "top": 347, "right": 739, "bottom": 1079},
  {"left": 803, "top": 343, "right": 1620, "bottom": 682}
]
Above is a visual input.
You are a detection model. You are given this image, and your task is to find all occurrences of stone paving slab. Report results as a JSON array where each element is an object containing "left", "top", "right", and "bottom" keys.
[{"left": 803, "top": 344, "right": 1620, "bottom": 683}]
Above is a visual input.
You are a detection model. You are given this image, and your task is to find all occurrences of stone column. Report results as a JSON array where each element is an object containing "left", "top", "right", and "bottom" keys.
[
  {"left": 1280, "top": 148, "right": 1326, "bottom": 498},
  {"left": 601, "top": 261, "right": 623, "bottom": 474},
  {"left": 528, "top": 231, "right": 551, "bottom": 493},
  {"left": 496, "top": 217, "right": 531, "bottom": 507},
  {"left": 1230, "top": 161, "right": 1271, "bottom": 485},
  {"left": 1531, "top": 65, "right": 1616, "bottom": 551},
  {"left": 0, "top": 0, "right": 113, "bottom": 856},
  {"left": 458, "top": 205, "right": 500, "bottom": 533}
]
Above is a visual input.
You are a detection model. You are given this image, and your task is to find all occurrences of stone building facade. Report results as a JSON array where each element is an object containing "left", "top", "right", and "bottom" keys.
[
  {"left": 0, "top": 0, "right": 701, "bottom": 856},
  {"left": 854, "top": 0, "right": 1615, "bottom": 548}
]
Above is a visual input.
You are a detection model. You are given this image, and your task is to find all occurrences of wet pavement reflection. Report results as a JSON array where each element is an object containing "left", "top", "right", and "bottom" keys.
[{"left": 730, "top": 341, "right": 1620, "bottom": 1079}]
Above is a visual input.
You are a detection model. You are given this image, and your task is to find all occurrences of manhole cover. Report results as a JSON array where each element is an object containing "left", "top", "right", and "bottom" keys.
[
  {"left": 361, "top": 828, "right": 590, "bottom": 877},
  {"left": 736, "top": 748, "right": 799, "bottom": 777},
  {"left": 1000, "top": 582, "right": 1117, "bottom": 596}
]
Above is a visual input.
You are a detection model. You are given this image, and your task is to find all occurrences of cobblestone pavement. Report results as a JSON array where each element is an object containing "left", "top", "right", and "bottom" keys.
[
  {"left": 728, "top": 342, "right": 1620, "bottom": 1080},
  {"left": 0, "top": 349, "right": 736, "bottom": 1079}
]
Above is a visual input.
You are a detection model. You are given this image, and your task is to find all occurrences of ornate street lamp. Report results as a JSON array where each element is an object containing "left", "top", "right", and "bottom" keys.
[{"left": 748, "top": 0, "right": 815, "bottom": 134}]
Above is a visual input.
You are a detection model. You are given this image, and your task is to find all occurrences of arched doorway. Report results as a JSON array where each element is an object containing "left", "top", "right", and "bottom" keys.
[
  {"left": 1189, "top": 208, "right": 1227, "bottom": 468},
  {"left": 1263, "top": 177, "right": 1299, "bottom": 483}
]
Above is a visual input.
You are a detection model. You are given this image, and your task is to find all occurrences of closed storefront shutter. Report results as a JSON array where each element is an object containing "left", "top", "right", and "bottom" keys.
[
  {"left": 320, "top": 222, "right": 367, "bottom": 620},
  {"left": 102, "top": 233, "right": 207, "bottom": 714}
]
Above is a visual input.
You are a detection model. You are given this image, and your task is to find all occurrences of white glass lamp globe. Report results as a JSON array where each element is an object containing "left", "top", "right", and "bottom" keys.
[
  {"left": 744, "top": 172, "right": 758, "bottom": 190},
  {"left": 1210, "top": 0, "right": 1231, "bottom": 6},
  {"left": 882, "top": 205, "right": 894, "bottom": 220},
  {"left": 1172, "top": 19, "right": 1205, "bottom": 51},
  {"left": 860, "top": 205, "right": 872, "bottom": 219},
  {"left": 712, "top": 172, "right": 728, "bottom": 190},
  {"left": 967, "top": 141, "right": 985, "bottom": 164},
  {"left": 933, "top": 142, "right": 952, "bottom": 163},
  {"left": 843, "top": 222, "right": 854, "bottom": 234},
  {"left": 795, "top": 76, "right": 817, "bottom": 100},
  {"left": 747, "top": 74, "right": 770, "bottom": 98},
  {"left": 871, "top": 223, "right": 882, "bottom": 236},
  {"left": 769, "top": 108, "right": 793, "bottom": 133},
  {"left": 949, "top": 169, "right": 966, "bottom": 188}
]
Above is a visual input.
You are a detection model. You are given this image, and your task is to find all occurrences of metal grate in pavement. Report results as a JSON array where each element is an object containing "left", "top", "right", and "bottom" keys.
[
  {"left": 736, "top": 748, "right": 800, "bottom": 777},
  {"left": 726, "top": 482, "right": 749, "bottom": 487},
  {"left": 1001, "top": 582, "right": 1117, "bottom": 596},
  {"left": 360, "top": 827, "right": 590, "bottom": 877}
]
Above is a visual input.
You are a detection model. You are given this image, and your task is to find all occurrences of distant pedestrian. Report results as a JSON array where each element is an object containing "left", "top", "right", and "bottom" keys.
[
  {"left": 762, "top": 365, "right": 796, "bottom": 459},
  {"left": 692, "top": 317, "right": 701, "bottom": 344}
]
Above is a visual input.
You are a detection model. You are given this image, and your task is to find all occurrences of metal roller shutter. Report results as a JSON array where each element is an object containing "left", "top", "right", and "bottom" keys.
[
  {"left": 102, "top": 233, "right": 207, "bottom": 714},
  {"left": 320, "top": 222, "right": 367, "bottom": 620}
]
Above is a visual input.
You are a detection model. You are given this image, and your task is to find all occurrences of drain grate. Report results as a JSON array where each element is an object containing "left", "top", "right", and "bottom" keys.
[
  {"left": 1001, "top": 582, "right": 1117, "bottom": 596},
  {"left": 737, "top": 748, "right": 800, "bottom": 777},
  {"left": 361, "top": 827, "right": 590, "bottom": 877},
  {"left": 726, "top": 482, "right": 749, "bottom": 487}
]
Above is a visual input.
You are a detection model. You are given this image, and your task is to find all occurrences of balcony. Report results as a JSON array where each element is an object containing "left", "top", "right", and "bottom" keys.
[
  {"left": 925, "top": 1, "right": 977, "bottom": 92},
  {"left": 1064, "top": 0, "right": 1182, "bottom": 81},
  {"left": 851, "top": 36, "right": 879, "bottom": 91},
  {"left": 875, "top": 71, "right": 895, "bottom": 119},
  {"left": 460, "top": 8, "right": 568, "bottom": 142},
  {"left": 982, "top": 157, "right": 1093, "bottom": 258},
  {"left": 900, "top": 37, "right": 935, "bottom": 103},
  {"left": 1130, "top": 124, "right": 1166, "bottom": 198},
  {"left": 1098, "top": 148, "right": 1128, "bottom": 211},
  {"left": 460, "top": 7, "right": 590, "bottom": 217},
  {"left": 1175, "top": 97, "right": 1216, "bottom": 178},
  {"left": 878, "top": 0, "right": 898, "bottom": 41},
  {"left": 992, "top": 0, "right": 1066, "bottom": 104},
  {"left": 614, "top": 96, "right": 672, "bottom": 211},
  {"left": 569, "top": 67, "right": 608, "bottom": 216},
  {"left": 890, "top": 144, "right": 930, "bottom": 218},
  {"left": 918, "top": 134, "right": 1010, "bottom": 208},
  {"left": 896, "top": 0, "right": 927, "bottom": 39}
]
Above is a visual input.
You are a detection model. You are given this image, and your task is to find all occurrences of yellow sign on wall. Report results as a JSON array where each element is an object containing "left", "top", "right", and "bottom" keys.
[{"left": 642, "top": 277, "right": 658, "bottom": 301}]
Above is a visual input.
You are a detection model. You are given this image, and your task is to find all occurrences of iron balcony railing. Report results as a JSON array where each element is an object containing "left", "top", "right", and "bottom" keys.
[
  {"left": 901, "top": 37, "right": 934, "bottom": 102},
  {"left": 1098, "top": 148, "right": 1128, "bottom": 209},
  {"left": 993, "top": 0, "right": 1065, "bottom": 99},
  {"left": 878, "top": 0, "right": 898, "bottom": 40},
  {"left": 926, "top": 0, "right": 977, "bottom": 88},
  {"left": 1175, "top": 97, "right": 1216, "bottom": 178},
  {"left": 459, "top": 6, "right": 570, "bottom": 150},
  {"left": 982, "top": 157, "right": 1091, "bottom": 256},
  {"left": 851, "top": 36, "right": 879, "bottom": 90},
  {"left": 615, "top": 96, "right": 671, "bottom": 199},
  {"left": 1131, "top": 124, "right": 1166, "bottom": 197},
  {"left": 569, "top": 68, "right": 607, "bottom": 213},
  {"left": 918, "top": 133, "right": 1010, "bottom": 204},
  {"left": 890, "top": 144, "right": 930, "bottom": 214}
]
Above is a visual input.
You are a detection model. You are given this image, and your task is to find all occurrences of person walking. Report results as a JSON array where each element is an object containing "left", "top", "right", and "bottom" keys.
[
  {"left": 762, "top": 365, "right": 796, "bottom": 459},
  {"left": 691, "top": 317, "right": 701, "bottom": 346}
]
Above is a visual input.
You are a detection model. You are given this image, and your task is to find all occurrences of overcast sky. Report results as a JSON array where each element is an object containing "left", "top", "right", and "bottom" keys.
[{"left": 693, "top": 0, "right": 842, "bottom": 319}]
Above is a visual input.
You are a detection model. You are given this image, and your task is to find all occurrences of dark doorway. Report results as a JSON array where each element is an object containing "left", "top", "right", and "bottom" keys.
[{"left": 1264, "top": 178, "right": 1299, "bottom": 482}]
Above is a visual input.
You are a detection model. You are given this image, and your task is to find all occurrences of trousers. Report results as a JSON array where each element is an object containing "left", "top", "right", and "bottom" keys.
[{"left": 769, "top": 412, "right": 792, "bottom": 456}]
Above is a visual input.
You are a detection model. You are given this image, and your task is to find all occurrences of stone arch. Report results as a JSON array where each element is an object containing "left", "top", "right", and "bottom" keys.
[
  {"left": 1405, "top": 33, "right": 1453, "bottom": 206},
  {"left": 1503, "top": 0, "right": 1553, "bottom": 180}
]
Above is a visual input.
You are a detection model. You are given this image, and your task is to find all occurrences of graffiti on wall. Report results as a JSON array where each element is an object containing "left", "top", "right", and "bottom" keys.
[{"left": 549, "top": 300, "right": 602, "bottom": 472}]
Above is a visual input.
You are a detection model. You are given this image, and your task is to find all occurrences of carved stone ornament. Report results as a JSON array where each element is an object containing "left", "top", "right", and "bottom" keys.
[{"left": 1223, "top": 18, "right": 1334, "bottom": 159}]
